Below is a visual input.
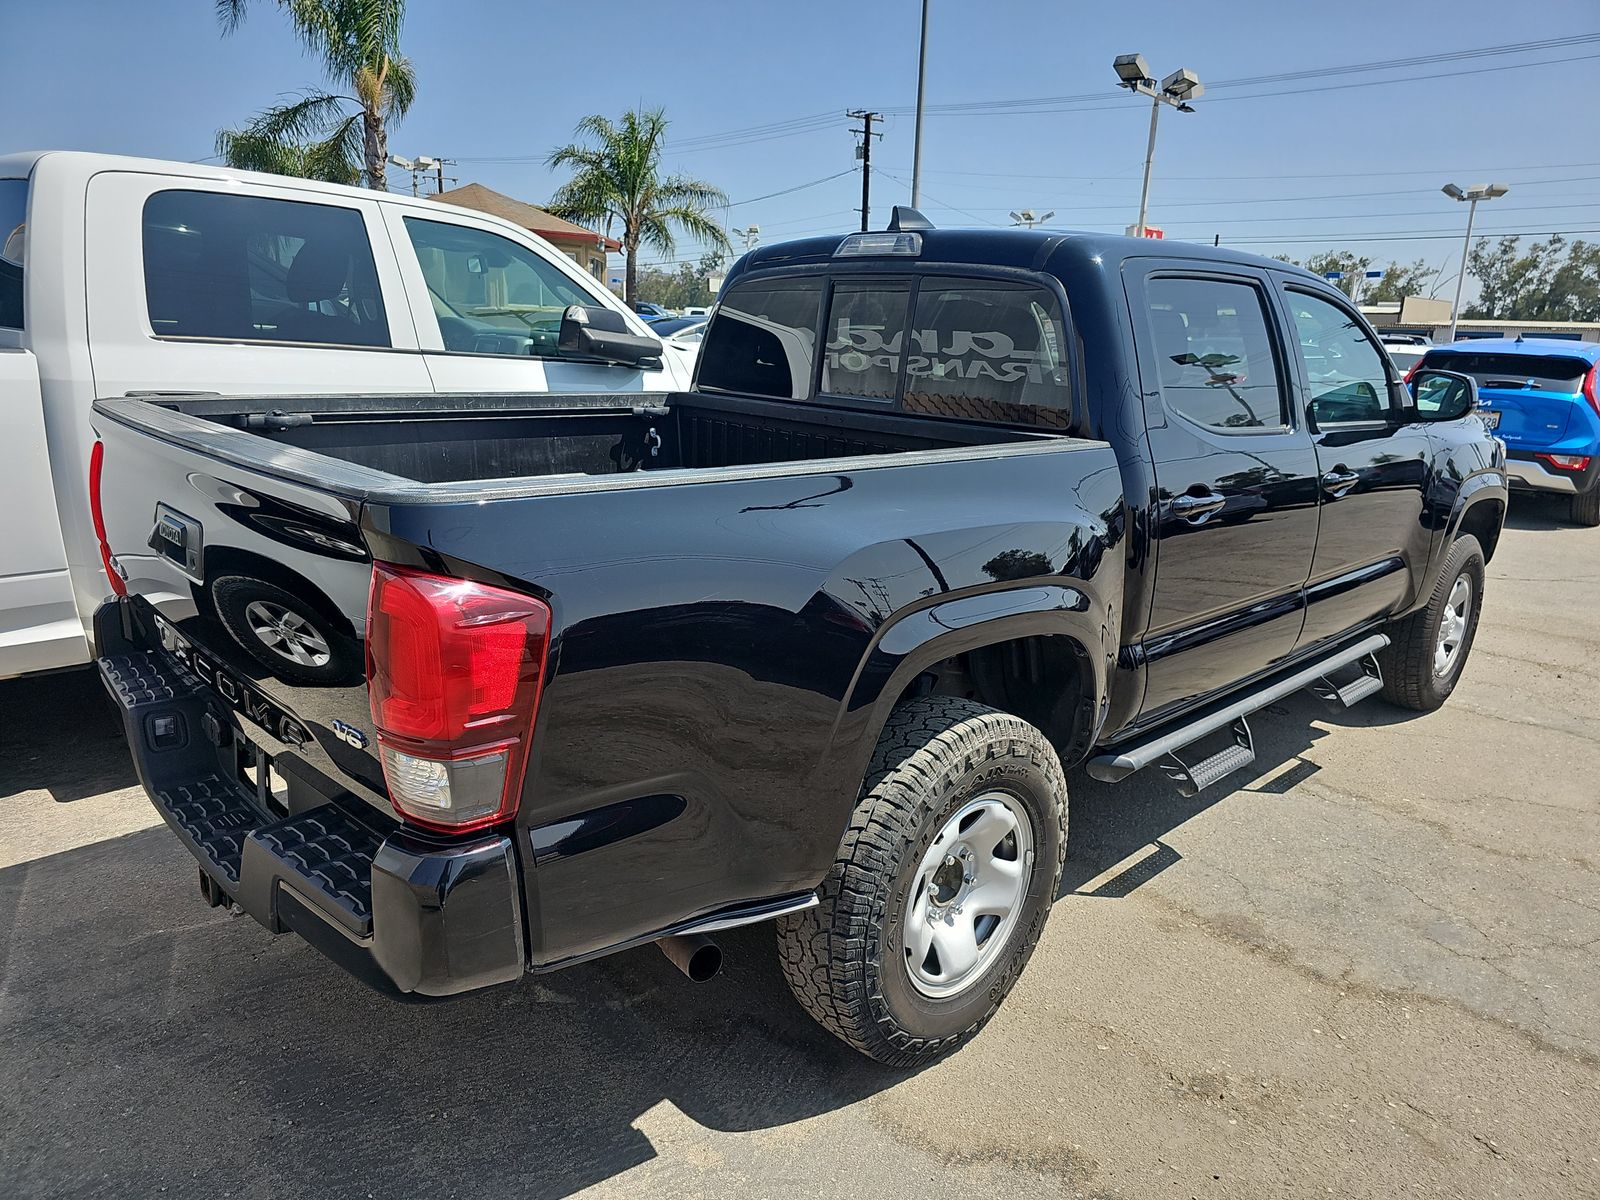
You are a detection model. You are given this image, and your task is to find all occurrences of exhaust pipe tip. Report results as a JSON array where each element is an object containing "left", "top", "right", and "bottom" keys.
[{"left": 657, "top": 933, "right": 722, "bottom": 983}]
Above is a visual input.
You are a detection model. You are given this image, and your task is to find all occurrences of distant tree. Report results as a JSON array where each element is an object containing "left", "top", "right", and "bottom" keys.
[
  {"left": 633, "top": 262, "right": 717, "bottom": 311},
  {"left": 1298, "top": 251, "right": 1374, "bottom": 302},
  {"left": 215, "top": 0, "right": 414, "bottom": 189},
  {"left": 1366, "top": 259, "right": 1442, "bottom": 304},
  {"left": 1465, "top": 235, "right": 1600, "bottom": 322},
  {"left": 546, "top": 108, "right": 731, "bottom": 304}
]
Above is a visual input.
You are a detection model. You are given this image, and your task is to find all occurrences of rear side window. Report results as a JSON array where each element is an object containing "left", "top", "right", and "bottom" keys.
[
  {"left": 1145, "top": 276, "right": 1286, "bottom": 432},
  {"left": 1286, "top": 290, "right": 1393, "bottom": 425},
  {"left": 822, "top": 280, "right": 910, "bottom": 400},
  {"left": 697, "top": 278, "right": 823, "bottom": 400},
  {"left": 0, "top": 178, "right": 25, "bottom": 329},
  {"left": 1421, "top": 351, "right": 1589, "bottom": 394},
  {"left": 142, "top": 190, "right": 389, "bottom": 347},
  {"left": 404, "top": 217, "right": 595, "bottom": 356},
  {"left": 905, "top": 277, "right": 1071, "bottom": 429}
]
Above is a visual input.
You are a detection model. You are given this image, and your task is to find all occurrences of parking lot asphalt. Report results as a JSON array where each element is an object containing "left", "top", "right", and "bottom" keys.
[{"left": 3, "top": 495, "right": 1598, "bottom": 1200}]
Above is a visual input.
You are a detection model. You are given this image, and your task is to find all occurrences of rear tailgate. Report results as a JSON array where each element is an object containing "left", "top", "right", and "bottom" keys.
[
  {"left": 1426, "top": 349, "right": 1588, "bottom": 449},
  {"left": 93, "top": 398, "right": 389, "bottom": 817},
  {"left": 90, "top": 397, "right": 527, "bottom": 996}
]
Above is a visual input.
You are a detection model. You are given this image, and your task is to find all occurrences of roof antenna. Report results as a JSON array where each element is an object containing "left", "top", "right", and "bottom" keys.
[{"left": 888, "top": 205, "right": 934, "bottom": 232}]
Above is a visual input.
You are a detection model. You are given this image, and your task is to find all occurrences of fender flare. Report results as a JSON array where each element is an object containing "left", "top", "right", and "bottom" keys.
[{"left": 809, "top": 585, "right": 1115, "bottom": 828}]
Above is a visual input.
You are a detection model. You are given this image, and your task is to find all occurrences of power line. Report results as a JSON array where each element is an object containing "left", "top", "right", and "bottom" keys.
[
  {"left": 881, "top": 35, "right": 1600, "bottom": 117},
  {"left": 723, "top": 168, "right": 858, "bottom": 208}
]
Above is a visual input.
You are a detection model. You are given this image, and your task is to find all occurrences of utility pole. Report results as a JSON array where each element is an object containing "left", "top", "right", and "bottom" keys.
[{"left": 847, "top": 110, "right": 882, "bottom": 232}]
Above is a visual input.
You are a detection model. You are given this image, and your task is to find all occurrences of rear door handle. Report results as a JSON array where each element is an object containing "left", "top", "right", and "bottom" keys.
[
  {"left": 1168, "top": 491, "right": 1228, "bottom": 524},
  {"left": 1321, "top": 468, "right": 1361, "bottom": 495}
]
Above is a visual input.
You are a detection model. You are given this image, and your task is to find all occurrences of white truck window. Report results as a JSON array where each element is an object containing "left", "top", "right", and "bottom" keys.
[
  {"left": 402, "top": 217, "right": 596, "bottom": 357},
  {"left": 0, "top": 179, "right": 25, "bottom": 329},
  {"left": 142, "top": 190, "right": 390, "bottom": 348}
]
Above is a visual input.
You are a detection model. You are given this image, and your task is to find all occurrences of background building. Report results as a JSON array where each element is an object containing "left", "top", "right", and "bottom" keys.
[{"left": 432, "top": 183, "right": 619, "bottom": 281}]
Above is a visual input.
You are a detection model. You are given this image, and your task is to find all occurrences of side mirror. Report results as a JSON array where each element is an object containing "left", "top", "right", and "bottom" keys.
[
  {"left": 1409, "top": 369, "right": 1477, "bottom": 422},
  {"left": 557, "top": 305, "right": 663, "bottom": 367}
]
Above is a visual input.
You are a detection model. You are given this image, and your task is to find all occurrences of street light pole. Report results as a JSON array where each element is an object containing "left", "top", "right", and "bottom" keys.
[
  {"left": 911, "top": 0, "right": 929, "bottom": 208},
  {"left": 1136, "top": 94, "right": 1162, "bottom": 239},
  {"left": 1441, "top": 182, "right": 1510, "bottom": 342},
  {"left": 1113, "top": 54, "right": 1202, "bottom": 238}
]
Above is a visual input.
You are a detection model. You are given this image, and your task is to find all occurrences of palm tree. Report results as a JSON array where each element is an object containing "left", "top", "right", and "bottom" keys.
[
  {"left": 546, "top": 108, "right": 731, "bottom": 304},
  {"left": 214, "top": 0, "right": 414, "bottom": 189}
]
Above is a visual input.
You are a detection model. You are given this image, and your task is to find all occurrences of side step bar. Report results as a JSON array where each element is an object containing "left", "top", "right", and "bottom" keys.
[{"left": 1088, "top": 633, "right": 1390, "bottom": 790}]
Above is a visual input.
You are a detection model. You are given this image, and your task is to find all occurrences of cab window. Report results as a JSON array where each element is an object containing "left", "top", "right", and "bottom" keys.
[
  {"left": 697, "top": 277, "right": 823, "bottom": 400},
  {"left": 0, "top": 179, "right": 26, "bottom": 329},
  {"left": 821, "top": 280, "right": 911, "bottom": 400},
  {"left": 142, "top": 190, "right": 389, "bottom": 347},
  {"left": 1286, "top": 289, "right": 1394, "bottom": 425},
  {"left": 404, "top": 218, "right": 596, "bottom": 356},
  {"left": 1144, "top": 276, "right": 1287, "bottom": 432},
  {"left": 905, "top": 277, "right": 1072, "bottom": 429}
]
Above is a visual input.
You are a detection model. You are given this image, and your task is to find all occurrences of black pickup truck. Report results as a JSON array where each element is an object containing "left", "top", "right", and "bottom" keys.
[{"left": 91, "top": 211, "right": 1506, "bottom": 1065}]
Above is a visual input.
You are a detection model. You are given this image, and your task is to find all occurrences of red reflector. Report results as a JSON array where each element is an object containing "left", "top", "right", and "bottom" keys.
[
  {"left": 367, "top": 564, "right": 550, "bottom": 832},
  {"left": 88, "top": 441, "right": 126, "bottom": 598},
  {"left": 1538, "top": 453, "right": 1592, "bottom": 471}
]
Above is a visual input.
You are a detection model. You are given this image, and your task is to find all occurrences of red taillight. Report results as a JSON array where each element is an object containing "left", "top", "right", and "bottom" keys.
[
  {"left": 1537, "top": 453, "right": 1592, "bottom": 471},
  {"left": 1403, "top": 360, "right": 1422, "bottom": 385},
  {"left": 1582, "top": 363, "right": 1599, "bottom": 419},
  {"left": 367, "top": 563, "right": 551, "bottom": 833},
  {"left": 87, "top": 440, "right": 126, "bottom": 598}
]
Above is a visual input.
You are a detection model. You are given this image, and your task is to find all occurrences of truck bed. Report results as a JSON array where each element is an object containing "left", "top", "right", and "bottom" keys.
[{"left": 123, "top": 391, "right": 1053, "bottom": 489}]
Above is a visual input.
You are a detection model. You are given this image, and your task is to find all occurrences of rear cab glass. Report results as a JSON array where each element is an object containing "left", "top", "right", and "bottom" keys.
[
  {"left": 1422, "top": 350, "right": 1589, "bottom": 393},
  {"left": 699, "top": 270, "right": 1073, "bottom": 429},
  {"left": 0, "top": 178, "right": 25, "bottom": 329},
  {"left": 141, "top": 190, "right": 390, "bottom": 347}
]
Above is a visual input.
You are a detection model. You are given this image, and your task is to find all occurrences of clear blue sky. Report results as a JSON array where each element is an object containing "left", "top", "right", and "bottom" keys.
[{"left": 7, "top": 0, "right": 1599, "bottom": 292}]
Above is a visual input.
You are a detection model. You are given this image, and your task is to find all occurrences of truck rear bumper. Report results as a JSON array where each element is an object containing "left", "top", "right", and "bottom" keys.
[{"left": 96, "top": 603, "right": 525, "bottom": 999}]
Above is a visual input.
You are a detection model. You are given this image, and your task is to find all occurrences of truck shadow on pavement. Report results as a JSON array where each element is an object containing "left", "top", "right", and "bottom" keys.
[
  {"left": 0, "top": 824, "right": 904, "bottom": 1198},
  {"left": 0, "top": 669, "right": 136, "bottom": 803},
  {"left": 1, "top": 674, "right": 1435, "bottom": 1197},
  {"left": 1060, "top": 689, "right": 1424, "bottom": 900}
]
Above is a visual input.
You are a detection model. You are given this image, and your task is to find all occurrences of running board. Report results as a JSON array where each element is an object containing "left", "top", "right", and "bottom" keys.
[
  {"left": 1309, "top": 651, "right": 1383, "bottom": 708},
  {"left": 1088, "top": 633, "right": 1390, "bottom": 788},
  {"left": 1157, "top": 717, "right": 1255, "bottom": 798}
]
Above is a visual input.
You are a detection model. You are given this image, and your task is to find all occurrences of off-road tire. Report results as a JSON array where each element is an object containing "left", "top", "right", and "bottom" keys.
[
  {"left": 210, "top": 575, "right": 362, "bottom": 687},
  {"left": 777, "top": 696, "right": 1067, "bottom": 1066},
  {"left": 1378, "top": 534, "right": 1485, "bottom": 712},
  {"left": 1570, "top": 485, "right": 1600, "bottom": 528}
]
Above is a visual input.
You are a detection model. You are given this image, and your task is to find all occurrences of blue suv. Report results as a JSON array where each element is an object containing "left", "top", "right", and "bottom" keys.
[{"left": 1413, "top": 338, "right": 1600, "bottom": 525}]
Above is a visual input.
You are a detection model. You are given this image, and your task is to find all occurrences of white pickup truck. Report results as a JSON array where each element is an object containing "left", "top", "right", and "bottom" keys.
[{"left": 0, "top": 150, "right": 686, "bottom": 679}]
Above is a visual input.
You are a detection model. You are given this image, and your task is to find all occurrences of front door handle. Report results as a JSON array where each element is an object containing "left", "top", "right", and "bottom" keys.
[
  {"left": 1321, "top": 468, "right": 1361, "bottom": 495},
  {"left": 1169, "top": 490, "right": 1228, "bottom": 524}
]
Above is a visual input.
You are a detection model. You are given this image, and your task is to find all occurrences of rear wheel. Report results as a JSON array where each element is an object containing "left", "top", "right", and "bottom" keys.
[
  {"left": 777, "top": 696, "right": 1067, "bottom": 1066},
  {"left": 1378, "top": 535, "right": 1485, "bottom": 711},
  {"left": 1571, "top": 484, "right": 1600, "bottom": 527}
]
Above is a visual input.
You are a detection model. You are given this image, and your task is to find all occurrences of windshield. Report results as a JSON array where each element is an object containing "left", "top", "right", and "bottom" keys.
[{"left": 1424, "top": 350, "right": 1590, "bottom": 393}]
